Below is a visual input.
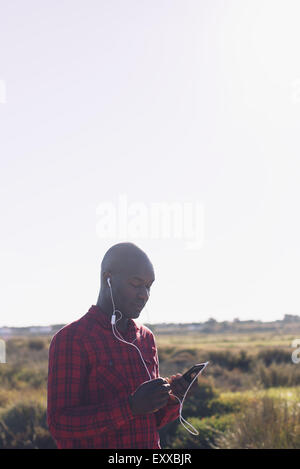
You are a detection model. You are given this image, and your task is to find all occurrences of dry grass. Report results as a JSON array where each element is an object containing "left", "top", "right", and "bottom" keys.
[
  {"left": 215, "top": 392, "right": 300, "bottom": 448},
  {"left": 156, "top": 332, "right": 296, "bottom": 351}
]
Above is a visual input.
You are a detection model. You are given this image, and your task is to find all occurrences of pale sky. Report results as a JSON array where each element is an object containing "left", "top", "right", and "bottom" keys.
[{"left": 1, "top": 0, "right": 300, "bottom": 327}]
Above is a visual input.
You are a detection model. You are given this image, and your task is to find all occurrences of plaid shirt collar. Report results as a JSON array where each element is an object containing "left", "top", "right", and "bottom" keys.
[{"left": 87, "top": 304, "right": 141, "bottom": 335}]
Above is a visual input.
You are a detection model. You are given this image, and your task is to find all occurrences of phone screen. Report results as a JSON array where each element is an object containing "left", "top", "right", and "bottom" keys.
[{"left": 182, "top": 363, "right": 207, "bottom": 383}]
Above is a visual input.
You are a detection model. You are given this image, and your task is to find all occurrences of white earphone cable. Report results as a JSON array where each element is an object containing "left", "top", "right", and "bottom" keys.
[
  {"left": 111, "top": 309, "right": 152, "bottom": 381},
  {"left": 165, "top": 362, "right": 209, "bottom": 435}
]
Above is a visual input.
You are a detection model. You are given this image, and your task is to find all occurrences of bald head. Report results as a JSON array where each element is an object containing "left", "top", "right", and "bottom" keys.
[
  {"left": 98, "top": 242, "right": 155, "bottom": 320},
  {"left": 101, "top": 242, "right": 153, "bottom": 280}
]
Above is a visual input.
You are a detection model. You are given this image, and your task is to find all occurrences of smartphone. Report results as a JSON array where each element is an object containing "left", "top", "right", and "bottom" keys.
[{"left": 182, "top": 363, "right": 208, "bottom": 383}]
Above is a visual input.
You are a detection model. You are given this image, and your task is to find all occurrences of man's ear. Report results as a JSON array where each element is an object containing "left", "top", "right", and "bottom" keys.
[{"left": 103, "top": 272, "right": 112, "bottom": 286}]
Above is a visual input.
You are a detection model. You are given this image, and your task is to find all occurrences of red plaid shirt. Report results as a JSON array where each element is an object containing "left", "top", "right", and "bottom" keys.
[{"left": 47, "top": 305, "right": 180, "bottom": 449}]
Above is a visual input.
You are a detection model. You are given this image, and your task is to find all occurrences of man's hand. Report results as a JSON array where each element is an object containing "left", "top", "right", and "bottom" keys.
[
  {"left": 166, "top": 373, "right": 199, "bottom": 401},
  {"left": 129, "top": 378, "right": 171, "bottom": 415}
]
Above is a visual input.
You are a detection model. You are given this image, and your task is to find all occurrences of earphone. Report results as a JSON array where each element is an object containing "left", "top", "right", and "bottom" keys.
[{"left": 106, "top": 276, "right": 208, "bottom": 435}]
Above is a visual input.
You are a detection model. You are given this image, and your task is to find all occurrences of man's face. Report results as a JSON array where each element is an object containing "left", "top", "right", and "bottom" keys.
[{"left": 112, "top": 262, "right": 155, "bottom": 319}]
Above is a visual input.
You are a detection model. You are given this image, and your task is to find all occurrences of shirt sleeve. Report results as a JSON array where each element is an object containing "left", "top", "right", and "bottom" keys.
[
  {"left": 150, "top": 335, "right": 180, "bottom": 429},
  {"left": 47, "top": 329, "right": 135, "bottom": 440}
]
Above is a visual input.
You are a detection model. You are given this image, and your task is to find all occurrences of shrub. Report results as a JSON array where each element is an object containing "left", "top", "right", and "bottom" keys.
[
  {"left": 0, "top": 365, "right": 47, "bottom": 390},
  {"left": 168, "top": 414, "right": 235, "bottom": 449},
  {"left": 209, "top": 364, "right": 252, "bottom": 391},
  {"left": 206, "top": 350, "right": 253, "bottom": 371},
  {"left": 257, "top": 349, "right": 292, "bottom": 366},
  {"left": 0, "top": 402, "right": 56, "bottom": 449},
  {"left": 0, "top": 391, "right": 10, "bottom": 409},
  {"left": 28, "top": 339, "right": 45, "bottom": 351},
  {"left": 215, "top": 395, "right": 300, "bottom": 449},
  {"left": 15, "top": 368, "right": 47, "bottom": 389},
  {"left": 253, "top": 361, "right": 300, "bottom": 388},
  {"left": 208, "top": 394, "right": 245, "bottom": 416},
  {"left": 157, "top": 346, "right": 176, "bottom": 363},
  {"left": 170, "top": 349, "right": 198, "bottom": 360},
  {"left": 209, "top": 391, "right": 256, "bottom": 416}
]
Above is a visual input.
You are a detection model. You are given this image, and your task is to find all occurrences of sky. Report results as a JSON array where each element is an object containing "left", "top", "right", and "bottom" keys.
[{"left": 1, "top": 0, "right": 300, "bottom": 327}]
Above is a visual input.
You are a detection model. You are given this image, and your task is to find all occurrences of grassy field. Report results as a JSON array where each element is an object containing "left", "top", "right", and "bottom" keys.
[
  {"left": 156, "top": 332, "right": 296, "bottom": 349},
  {"left": 0, "top": 330, "right": 300, "bottom": 448}
]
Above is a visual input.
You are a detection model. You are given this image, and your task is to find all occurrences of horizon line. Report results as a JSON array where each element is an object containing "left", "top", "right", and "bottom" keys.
[{"left": 1, "top": 313, "right": 299, "bottom": 329}]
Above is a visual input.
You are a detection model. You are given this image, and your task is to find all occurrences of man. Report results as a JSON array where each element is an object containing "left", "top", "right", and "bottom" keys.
[{"left": 47, "top": 242, "right": 191, "bottom": 449}]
